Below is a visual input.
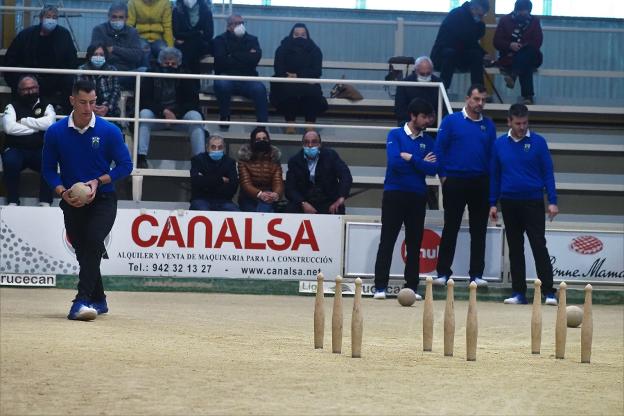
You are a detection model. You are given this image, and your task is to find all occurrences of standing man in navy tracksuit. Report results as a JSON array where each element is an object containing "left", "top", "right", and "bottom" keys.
[
  {"left": 433, "top": 84, "right": 496, "bottom": 288},
  {"left": 42, "top": 79, "right": 133, "bottom": 321},
  {"left": 373, "top": 98, "right": 438, "bottom": 300},
  {"left": 490, "top": 103, "right": 558, "bottom": 306}
]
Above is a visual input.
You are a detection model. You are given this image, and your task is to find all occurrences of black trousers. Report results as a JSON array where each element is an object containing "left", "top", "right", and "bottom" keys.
[
  {"left": 61, "top": 192, "right": 117, "bottom": 302},
  {"left": 437, "top": 47, "right": 484, "bottom": 89},
  {"left": 437, "top": 176, "right": 489, "bottom": 279},
  {"left": 509, "top": 46, "right": 541, "bottom": 98},
  {"left": 374, "top": 191, "right": 427, "bottom": 291},
  {"left": 501, "top": 199, "right": 554, "bottom": 296}
]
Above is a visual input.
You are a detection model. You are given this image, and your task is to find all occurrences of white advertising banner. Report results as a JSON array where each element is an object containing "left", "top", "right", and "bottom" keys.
[
  {"left": 0, "top": 207, "right": 342, "bottom": 280},
  {"left": 525, "top": 230, "right": 624, "bottom": 285},
  {"left": 298, "top": 280, "right": 405, "bottom": 297},
  {"left": 344, "top": 222, "right": 504, "bottom": 281}
]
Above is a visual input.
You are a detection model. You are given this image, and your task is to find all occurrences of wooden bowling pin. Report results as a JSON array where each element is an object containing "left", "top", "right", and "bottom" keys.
[
  {"left": 466, "top": 281, "right": 478, "bottom": 361},
  {"left": 332, "top": 275, "right": 344, "bottom": 354},
  {"left": 423, "top": 276, "right": 434, "bottom": 352},
  {"left": 581, "top": 284, "right": 593, "bottom": 363},
  {"left": 531, "top": 279, "right": 542, "bottom": 354},
  {"left": 314, "top": 273, "right": 325, "bottom": 349},
  {"left": 351, "top": 277, "right": 363, "bottom": 358},
  {"left": 444, "top": 279, "right": 455, "bottom": 357},
  {"left": 555, "top": 281, "right": 567, "bottom": 359}
]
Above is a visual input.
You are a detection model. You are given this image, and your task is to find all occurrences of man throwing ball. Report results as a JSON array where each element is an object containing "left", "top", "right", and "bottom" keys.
[{"left": 42, "top": 79, "right": 133, "bottom": 320}]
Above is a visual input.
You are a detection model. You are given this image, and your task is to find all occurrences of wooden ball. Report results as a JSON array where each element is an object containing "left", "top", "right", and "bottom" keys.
[
  {"left": 397, "top": 288, "right": 416, "bottom": 307},
  {"left": 70, "top": 182, "right": 92, "bottom": 204},
  {"left": 566, "top": 305, "right": 583, "bottom": 328}
]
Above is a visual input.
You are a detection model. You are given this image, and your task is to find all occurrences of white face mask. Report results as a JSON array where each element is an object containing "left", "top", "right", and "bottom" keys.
[
  {"left": 417, "top": 75, "right": 432, "bottom": 82},
  {"left": 184, "top": 0, "right": 197, "bottom": 8},
  {"left": 233, "top": 24, "right": 246, "bottom": 38}
]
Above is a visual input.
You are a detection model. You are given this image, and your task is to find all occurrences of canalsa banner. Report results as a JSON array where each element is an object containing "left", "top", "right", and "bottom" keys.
[{"left": 0, "top": 207, "right": 342, "bottom": 280}]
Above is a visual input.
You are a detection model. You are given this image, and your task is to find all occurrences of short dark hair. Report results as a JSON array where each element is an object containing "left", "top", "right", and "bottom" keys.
[
  {"left": 408, "top": 98, "right": 434, "bottom": 118},
  {"left": 514, "top": 0, "right": 533, "bottom": 12},
  {"left": 466, "top": 83, "right": 487, "bottom": 97},
  {"left": 72, "top": 79, "right": 96, "bottom": 95},
  {"left": 508, "top": 103, "right": 529, "bottom": 119},
  {"left": 471, "top": 0, "right": 490, "bottom": 13},
  {"left": 302, "top": 130, "right": 321, "bottom": 142},
  {"left": 108, "top": 1, "right": 128, "bottom": 17},
  {"left": 39, "top": 4, "right": 58, "bottom": 18},
  {"left": 86, "top": 43, "right": 109, "bottom": 61}
]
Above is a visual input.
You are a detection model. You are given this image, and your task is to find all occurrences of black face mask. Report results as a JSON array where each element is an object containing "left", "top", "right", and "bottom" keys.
[
  {"left": 161, "top": 66, "right": 178, "bottom": 73},
  {"left": 253, "top": 140, "right": 271, "bottom": 152},
  {"left": 18, "top": 93, "right": 39, "bottom": 106}
]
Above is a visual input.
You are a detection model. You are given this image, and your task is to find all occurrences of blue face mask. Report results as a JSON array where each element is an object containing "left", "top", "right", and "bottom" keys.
[
  {"left": 42, "top": 18, "right": 57, "bottom": 32},
  {"left": 209, "top": 150, "right": 224, "bottom": 161},
  {"left": 110, "top": 20, "right": 125, "bottom": 31},
  {"left": 90, "top": 56, "right": 106, "bottom": 68},
  {"left": 303, "top": 146, "right": 319, "bottom": 159}
]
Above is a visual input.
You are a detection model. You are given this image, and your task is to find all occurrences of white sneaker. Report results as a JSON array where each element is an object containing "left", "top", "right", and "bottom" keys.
[
  {"left": 503, "top": 293, "right": 528, "bottom": 304},
  {"left": 38, "top": 202, "right": 50, "bottom": 207},
  {"left": 432, "top": 277, "right": 448, "bottom": 286},
  {"left": 471, "top": 277, "right": 488, "bottom": 287},
  {"left": 373, "top": 289, "right": 386, "bottom": 300},
  {"left": 8, "top": 203, "right": 18, "bottom": 206},
  {"left": 415, "top": 293, "right": 423, "bottom": 301},
  {"left": 545, "top": 294, "right": 558, "bottom": 306}
]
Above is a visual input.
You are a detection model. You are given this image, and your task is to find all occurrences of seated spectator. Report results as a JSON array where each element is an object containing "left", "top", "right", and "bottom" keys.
[
  {"left": 137, "top": 47, "right": 205, "bottom": 168},
  {"left": 91, "top": 1, "right": 144, "bottom": 89},
  {"left": 77, "top": 44, "right": 121, "bottom": 118},
  {"left": 4, "top": 5, "right": 77, "bottom": 113},
  {"left": 430, "top": 0, "right": 489, "bottom": 89},
  {"left": 127, "top": 0, "right": 174, "bottom": 67},
  {"left": 237, "top": 127, "right": 283, "bottom": 212},
  {"left": 173, "top": 0, "right": 214, "bottom": 74},
  {"left": 190, "top": 135, "right": 239, "bottom": 211},
  {"left": 395, "top": 56, "right": 442, "bottom": 126},
  {"left": 494, "top": 0, "right": 543, "bottom": 105},
  {"left": 213, "top": 15, "right": 268, "bottom": 128},
  {"left": 270, "top": 23, "right": 328, "bottom": 134},
  {"left": 2, "top": 75, "right": 55, "bottom": 206},
  {"left": 285, "top": 130, "right": 352, "bottom": 215}
]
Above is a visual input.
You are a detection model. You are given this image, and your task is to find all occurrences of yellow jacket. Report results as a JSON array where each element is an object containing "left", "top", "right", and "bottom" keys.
[{"left": 127, "top": 0, "right": 174, "bottom": 46}]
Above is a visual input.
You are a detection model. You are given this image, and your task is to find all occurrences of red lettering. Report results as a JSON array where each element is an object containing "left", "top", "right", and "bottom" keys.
[
  {"left": 291, "top": 220, "right": 319, "bottom": 251},
  {"left": 157, "top": 216, "right": 185, "bottom": 248},
  {"left": 267, "top": 218, "right": 291, "bottom": 251},
  {"left": 215, "top": 218, "right": 242, "bottom": 249},
  {"left": 187, "top": 216, "right": 213, "bottom": 248},
  {"left": 132, "top": 214, "right": 159, "bottom": 248},
  {"left": 244, "top": 218, "right": 266, "bottom": 250}
]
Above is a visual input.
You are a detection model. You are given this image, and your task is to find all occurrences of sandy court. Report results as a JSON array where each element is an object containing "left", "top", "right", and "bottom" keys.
[{"left": 1, "top": 288, "right": 623, "bottom": 416}]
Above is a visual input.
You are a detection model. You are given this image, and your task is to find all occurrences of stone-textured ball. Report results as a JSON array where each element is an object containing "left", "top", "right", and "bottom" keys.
[
  {"left": 70, "top": 182, "right": 92, "bottom": 204},
  {"left": 566, "top": 305, "right": 583, "bottom": 328},
  {"left": 397, "top": 288, "right": 417, "bottom": 307}
]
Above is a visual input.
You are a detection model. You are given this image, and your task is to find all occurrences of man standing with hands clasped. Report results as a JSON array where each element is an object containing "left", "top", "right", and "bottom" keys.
[
  {"left": 373, "top": 98, "right": 438, "bottom": 300},
  {"left": 490, "top": 103, "right": 558, "bottom": 305},
  {"left": 42, "top": 80, "right": 133, "bottom": 321}
]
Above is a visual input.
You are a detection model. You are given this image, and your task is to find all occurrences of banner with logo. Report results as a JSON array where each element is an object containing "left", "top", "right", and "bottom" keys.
[
  {"left": 344, "top": 222, "right": 504, "bottom": 281},
  {"left": 298, "top": 279, "right": 405, "bottom": 297},
  {"left": 525, "top": 230, "right": 624, "bottom": 285},
  {"left": 0, "top": 207, "right": 342, "bottom": 280}
]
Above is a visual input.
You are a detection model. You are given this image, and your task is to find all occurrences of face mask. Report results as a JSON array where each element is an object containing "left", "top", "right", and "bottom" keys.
[
  {"left": 303, "top": 146, "right": 319, "bottom": 159},
  {"left": 161, "top": 66, "right": 178, "bottom": 73},
  {"left": 184, "top": 0, "right": 197, "bottom": 7},
  {"left": 233, "top": 24, "right": 246, "bottom": 38},
  {"left": 19, "top": 93, "right": 39, "bottom": 106},
  {"left": 209, "top": 150, "right": 224, "bottom": 161},
  {"left": 110, "top": 20, "right": 125, "bottom": 31},
  {"left": 417, "top": 75, "right": 432, "bottom": 82},
  {"left": 42, "top": 18, "right": 57, "bottom": 32},
  {"left": 90, "top": 56, "right": 106, "bottom": 68},
  {"left": 253, "top": 140, "right": 270, "bottom": 152}
]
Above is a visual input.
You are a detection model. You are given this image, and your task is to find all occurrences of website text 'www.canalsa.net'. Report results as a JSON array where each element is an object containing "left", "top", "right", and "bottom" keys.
[{"left": 240, "top": 266, "right": 322, "bottom": 277}]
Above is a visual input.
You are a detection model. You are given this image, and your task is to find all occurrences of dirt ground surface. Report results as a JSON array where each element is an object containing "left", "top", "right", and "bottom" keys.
[{"left": 1, "top": 288, "right": 623, "bottom": 416}]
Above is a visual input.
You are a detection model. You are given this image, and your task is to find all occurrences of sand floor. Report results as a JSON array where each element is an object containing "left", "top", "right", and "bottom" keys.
[{"left": 1, "top": 288, "right": 623, "bottom": 415}]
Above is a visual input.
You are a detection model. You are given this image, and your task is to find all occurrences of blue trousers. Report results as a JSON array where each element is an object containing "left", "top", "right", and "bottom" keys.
[
  {"left": 138, "top": 109, "right": 206, "bottom": 157},
  {"left": 213, "top": 80, "right": 269, "bottom": 122},
  {"left": 437, "top": 47, "right": 484, "bottom": 89},
  {"left": 1, "top": 147, "right": 53, "bottom": 204},
  {"left": 238, "top": 194, "right": 274, "bottom": 213},
  {"left": 190, "top": 199, "right": 240, "bottom": 212}
]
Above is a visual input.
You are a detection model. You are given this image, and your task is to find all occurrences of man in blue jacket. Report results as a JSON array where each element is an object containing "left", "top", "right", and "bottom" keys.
[
  {"left": 285, "top": 130, "right": 352, "bottom": 215},
  {"left": 490, "top": 103, "right": 558, "bottom": 305},
  {"left": 433, "top": 84, "right": 496, "bottom": 288},
  {"left": 430, "top": 0, "right": 489, "bottom": 89},
  {"left": 212, "top": 14, "right": 268, "bottom": 127},
  {"left": 373, "top": 98, "right": 438, "bottom": 300},
  {"left": 42, "top": 80, "right": 133, "bottom": 321}
]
